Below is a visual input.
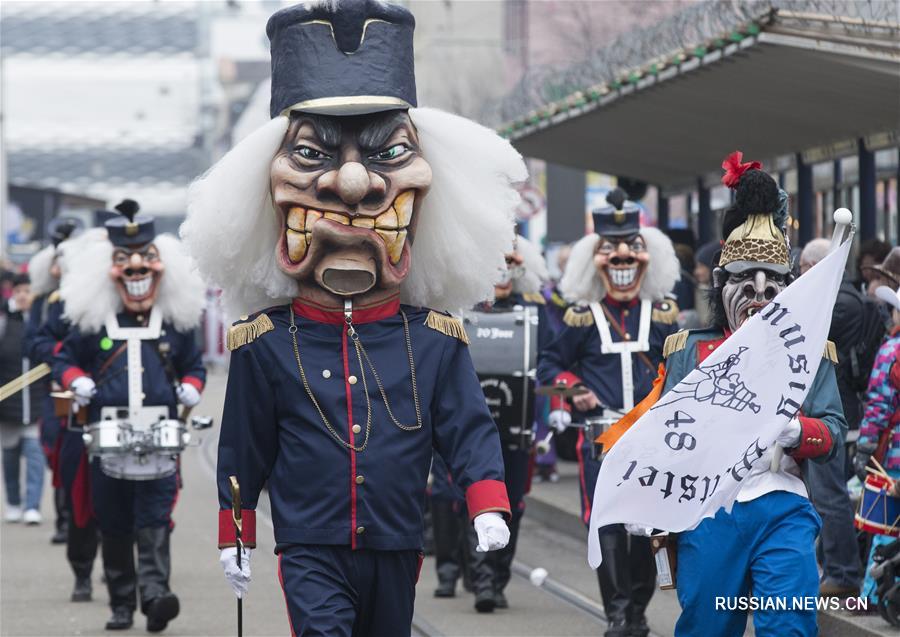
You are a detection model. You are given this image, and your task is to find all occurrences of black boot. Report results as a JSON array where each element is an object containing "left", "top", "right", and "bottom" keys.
[
  {"left": 466, "top": 525, "right": 496, "bottom": 613},
  {"left": 626, "top": 535, "right": 655, "bottom": 637},
  {"left": 68, "top": 518, "right": 99, "bottom": 602},
  {"left": 102, "top": 533, "right": 137, "bottom": 628},
  {"left": 492, "top": 511, "right": 521, "bottom": 609},
  {"left": 51, "top": 487, "right": 68, "bottom": 544},
  {"left": 596, "top": 526, "right": 631, "bottom": 637},
  {"left": 137, "top": 526, "right": 180, "bottom": 632},
  {"left": 431, "top": 499, "right": 462, "bottom": 598}
]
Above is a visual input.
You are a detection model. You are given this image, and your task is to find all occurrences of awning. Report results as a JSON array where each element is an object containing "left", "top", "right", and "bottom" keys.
[{"left": 501, "top": 5, "right": 900, "bottom": 193}]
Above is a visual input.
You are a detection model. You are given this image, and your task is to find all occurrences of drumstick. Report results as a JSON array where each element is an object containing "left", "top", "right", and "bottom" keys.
[{"left": 870, "top": 456, "right": 891, "bottom": 479}]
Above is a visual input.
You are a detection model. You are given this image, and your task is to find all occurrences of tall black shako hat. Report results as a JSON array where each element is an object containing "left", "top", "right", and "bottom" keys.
[
  {"left": 267, "top": 0, "right": 416, "bottom": 118},
  {"left": 105, "top": 199, "right": 155, "bottom": 248},
  {"left": 592, "top": 188, "right": 641, "bottom": 238},
  {"left": 48, "top": 217, "right": 82, "bottom": 248}
]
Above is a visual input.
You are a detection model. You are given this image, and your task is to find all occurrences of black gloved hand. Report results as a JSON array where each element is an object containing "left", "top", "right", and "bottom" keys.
[{"left": 854, "top": 443, "right": 877, "bottom": 483}]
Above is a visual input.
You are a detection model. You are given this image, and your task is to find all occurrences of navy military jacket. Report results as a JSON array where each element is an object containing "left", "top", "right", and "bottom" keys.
[
  {"left": 52, "top": 312, "right": 206, "bottom": 422},
  {"left": 26, "top": 293, "right": 68, "bottom": 364},
  {"left": 537, "top": 297, "right": 678, "bottom": 411},
  {"left": 663, "top": 327, "right": 846, "bottom": 462},
  {"left": 216, "top": 298, "right": 510, "bottom": 552}
]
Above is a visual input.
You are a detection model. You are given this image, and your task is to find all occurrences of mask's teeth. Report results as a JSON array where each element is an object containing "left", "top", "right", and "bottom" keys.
[
  {"left": 376, "top": 229, "right": 407, "bottom": 264},
  {"left": 324, "top": 212, "right": 350, "bottom": 225},
  {"left": 394, "top": 191, "right": 414, "bottom": 227},
  {"left": 287, "top": 207, "right": 305, "bottom": 231},
  {"left": 351, "top": 217, "right": 376, "bottom": 229},
  {"left": 305, "top": 210, "right": 322, "bottom": 231},
  {"left": 286, "top": 229, "right": 308, "bottom": 263},
  {"left": 375, "top": 208, "right": 399, "bottom": 230}
]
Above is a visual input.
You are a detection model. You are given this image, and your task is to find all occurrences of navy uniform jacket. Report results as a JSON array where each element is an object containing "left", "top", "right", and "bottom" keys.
[
  {"left": 216, "top": 298, "right": 511, "bottom": 552},
  {"left": 663, "top": 327, "right": 846, "bottom": 462},
  {"left": 537, "top": 297, "right": 679, "bottom": 412},
  {"left": 52, "top": 312, "right": 206, "bottom": 423},
  {"left": 26, "top": 293, "right": 70, "bottom": 460}
]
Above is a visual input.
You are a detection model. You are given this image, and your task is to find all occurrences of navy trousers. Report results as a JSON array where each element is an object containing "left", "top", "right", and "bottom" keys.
[
  {"left": 277, "top": 545, "right": 421, "bottom": 637},
  {"left": 90, "top": 461, "right": 177, "bottom": 536}
]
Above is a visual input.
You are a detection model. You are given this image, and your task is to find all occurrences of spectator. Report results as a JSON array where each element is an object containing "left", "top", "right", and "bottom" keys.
[
  {"left": 692, "top": 241, "right": 719, "bottom": 327},
  {"left": 798, "top": 239, "right": 863, "bottom": 596},
  {"left": 855, "top": 284, "right": 900, "bottom": 604},
  {"left": 1, "top": 274, "right": 46, "bottom": 525},
  {"left": 856, "top": 239, "right": 900, "bottom": 297}
]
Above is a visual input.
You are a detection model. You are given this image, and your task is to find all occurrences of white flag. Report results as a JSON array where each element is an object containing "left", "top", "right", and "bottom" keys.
[{"left": 587, "top": 238, "right": 851, "bottom": 568}]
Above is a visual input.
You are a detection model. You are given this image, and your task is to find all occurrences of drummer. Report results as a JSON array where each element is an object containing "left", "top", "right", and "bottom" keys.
[
  {"left": 465, "top": 235, "right": 552, "bottom": 613},
  {"left": 537, "top": 189, "right": 680, "bottom": 637},
  {"left": 52, "top": 200, "right": 206, "bottom": 633}
]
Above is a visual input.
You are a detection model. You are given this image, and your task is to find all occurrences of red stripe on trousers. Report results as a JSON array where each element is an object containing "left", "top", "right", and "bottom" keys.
[
  {"left": 277, "top": 554, "right": 297, "bottom": 637},
  {"left": 575, "top": 428, "right": 591, "bottom": 525}
]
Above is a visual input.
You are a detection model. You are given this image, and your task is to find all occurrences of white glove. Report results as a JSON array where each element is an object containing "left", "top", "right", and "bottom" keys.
[
  {"left": 473, "top": 512, "right": 510, "bottom": 552},
  {"left": 548, "top": 409, "right": 572, "bottom": 433},
  {"left": 219, "top": 547, "right": 252, "bottom": 599},
  {"left": 625, "top": 524, "right": 654, "bottom": 537},
  {"left": 176, "top": 383, "right": 201, "bottom": 408},
  {"left": 775, "top": 417, "right": 802, "bottom": 448},
  {"left": 70, "top": 376, "right": 96, "bottom": 407}
]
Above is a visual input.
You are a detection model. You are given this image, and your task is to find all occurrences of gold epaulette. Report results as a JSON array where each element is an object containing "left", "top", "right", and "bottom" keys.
[
  {"left": 662, "top": 330, "right": 689, "bottom": 359},
  {"left": 823, "top": 340, "right": 838, "bottom": 364},
  {"left": 425, "top": 311, "right": 469, "bottom": 344},
  {"left": 563, "top": 305, "right": 594, "bottom": 327},
  {"left": 48, "top": 290, "right": 61, "bottom": 304},
  {"left": 226, "top": 313, "right": 274, "bottom": 351},
  {"left": 652, "top": 299, "right": 679, "bottom": 325},
  {"left": 522, "top": 292, "right": 546, "bottom": 305}
]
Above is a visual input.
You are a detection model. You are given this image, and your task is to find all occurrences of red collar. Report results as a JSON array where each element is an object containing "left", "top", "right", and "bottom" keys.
[
  {"left": 291, "top": 294, "right": 400, "bottom": 325},
  {"left": 603, "top": 296, "right": 640, "bottom": 310}
]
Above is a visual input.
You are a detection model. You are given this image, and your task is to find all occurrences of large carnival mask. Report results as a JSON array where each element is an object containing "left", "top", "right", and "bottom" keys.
[
  {"left": 270, "top": 110, "right": 432, "bottom": 297},
  {"left": 593, "top": 233, "right": 649, "bottom": 302},
  {"left": 719, "top": 267, "right": 786, "bottom": 332},
  {"left": 109, "top": 243, "right": 164, "bottom": 313}
]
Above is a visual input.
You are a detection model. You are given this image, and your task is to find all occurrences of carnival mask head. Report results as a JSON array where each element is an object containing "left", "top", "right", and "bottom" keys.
[
  {"left": 105, "top": 200, "right": 164, "bottom": 314},
  {"left": 271, "top": 110, "right": 432, "bottom": 297},
  {"left": 592, "top": 189, "right": 648, "bottom": 302},
  {"left": 713, "top": 152, "right": 792, "bottom": 332}
]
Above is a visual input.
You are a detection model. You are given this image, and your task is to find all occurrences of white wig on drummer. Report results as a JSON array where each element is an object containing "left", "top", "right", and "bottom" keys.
[
  {"left": 512, "top": 235, "right": 550, "bottom": 296},
  {"left": 559, "top": 227, "right": 680, "bottom": 304},
  {"left": 181, "top": 107, "right": 527, "bottom": 320},
  {"left": 60, "top": 232, "right": 206, "bottom": 334},
  {"left": 28, "top": 245, "right": 57, "bottom": 298}
]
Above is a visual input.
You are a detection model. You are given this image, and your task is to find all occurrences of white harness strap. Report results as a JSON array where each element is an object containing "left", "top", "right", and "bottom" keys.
[
  {"left": 588, "top": 300, "right": 651, "bottom": 411},
  {"left": 104, "top": 307, "right": 162, "bottom": 424}
]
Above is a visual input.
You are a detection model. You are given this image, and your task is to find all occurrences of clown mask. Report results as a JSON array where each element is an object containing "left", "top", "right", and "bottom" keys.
[
  {"left": 593, "top": 233, "right": 649, "bottom": 302},
  {"left": 270, "top": 110, "right": 432, "bottom": 299},
  {"left": 109, "top": 243, "right": 164, "bottom": 313},
  {"left": 719, "top": 267, "right": 787, "bottom": 332}
]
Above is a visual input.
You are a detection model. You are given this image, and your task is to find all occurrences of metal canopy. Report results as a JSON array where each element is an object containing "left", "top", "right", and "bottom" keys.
[{"left": 508, "top": 23, "right": 900, "bottom": 192}]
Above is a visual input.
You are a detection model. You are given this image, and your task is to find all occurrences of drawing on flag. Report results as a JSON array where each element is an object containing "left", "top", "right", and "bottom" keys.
[{"left": 587, "top": 235, "right": 852, "bottom": 568}]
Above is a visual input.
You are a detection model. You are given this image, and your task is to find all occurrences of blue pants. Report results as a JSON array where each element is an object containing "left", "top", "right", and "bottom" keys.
[
  {"left": 675, "top": 491, "right": 821, "bottom": 637},
  {"left": 2, "top": 435, "right": 45, "bottom": 511},
  {"left": 277, "top": 545, "right": 420, "bottom": 637},
  {"left": 90, "top": 460, "right": 177, "bottom": 536}
]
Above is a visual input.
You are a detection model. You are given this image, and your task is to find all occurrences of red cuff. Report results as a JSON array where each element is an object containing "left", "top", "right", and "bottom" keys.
[
  {"left": 466, "top": 479, "right": 511, "bottom": 520},
  {"left": 62, "top": 367, "right": 88, "bottom": 389},
  {"left": 181, "top": 375, "right": 205, "bottom": 392},
  {"left": 53, "top": 341, "right": 64, "bottom": 355},
  {"left": 787, "top": 417, "right": 833, "bottom": 460},
  {"left": 218, "top": 509, "right": 257, "bottom": 548},
  {"left": 549, "top": 371, "right": 583, "bottom": 411}
]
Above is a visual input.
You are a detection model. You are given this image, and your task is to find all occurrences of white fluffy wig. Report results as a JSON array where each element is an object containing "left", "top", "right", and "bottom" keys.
[
  {"left": 181, "top": 107, "right": 527, "bottom": 321},
  {"left": 512, "top": 235, "right": 549, "bottom": 296},
  {"left": 28, "top": 245, "right": 58, "bottom": 298},
  {"left": 60, "top": 232, "right": 206, "bottom": 334},
  {"left": 559, "top": 227, "right": 680, "bottom": 305}
]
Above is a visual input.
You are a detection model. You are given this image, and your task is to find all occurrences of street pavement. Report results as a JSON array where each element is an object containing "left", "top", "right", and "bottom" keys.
[{"left": 0, "top": 370, "right": 894, "bottom": 636}]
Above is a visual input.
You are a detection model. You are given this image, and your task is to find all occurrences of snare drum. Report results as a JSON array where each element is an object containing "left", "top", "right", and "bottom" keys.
[
  {"left": 83, "top": 420, "right": 129, "bottom": 456},
  {"left": 100, "top": 455, "right": 177, "bottom": 481},
  {"left": 152, "top": 420, "right": 187, "bottom": 453},
  {"left": 855, "top": 474, "right": 900, "bottom": 537},
  {"left": 585, "top": 417, "right": 617, "bottom": 460}
]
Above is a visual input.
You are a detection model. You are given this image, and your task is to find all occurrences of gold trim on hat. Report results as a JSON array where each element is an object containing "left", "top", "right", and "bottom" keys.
[
  {"left": 280, "top": 96, "right": 413, "bottom": 117},
  {"left": 300, "top": 18, "right": 389, "bottom": 53},
  {"left": 719, "top": 213, "right": 790, "bottom": 269}
]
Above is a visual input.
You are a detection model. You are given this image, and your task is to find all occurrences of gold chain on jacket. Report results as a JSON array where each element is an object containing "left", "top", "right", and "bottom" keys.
[{"left": 289, "top": 304, "right": 422, "bottom": 452}]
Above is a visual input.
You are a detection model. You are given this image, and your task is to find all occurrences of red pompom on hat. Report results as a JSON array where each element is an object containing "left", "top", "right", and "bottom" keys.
[{"left": 721, "top": 151, "right": 762, "bottom": 190}]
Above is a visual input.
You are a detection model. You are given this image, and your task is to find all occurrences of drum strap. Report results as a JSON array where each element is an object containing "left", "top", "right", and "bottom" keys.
[
  {"left": 97, "top": 343, "right": 128, "bottom": 379},
  {"left": 589, "top": 300, "right": 653, "bottom": 411}
]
